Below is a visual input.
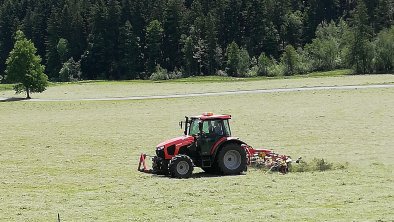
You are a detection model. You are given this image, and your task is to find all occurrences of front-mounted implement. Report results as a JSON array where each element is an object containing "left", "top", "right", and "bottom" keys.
[{"left": 138, "top": 112, "right": 293, "bottom": 178}]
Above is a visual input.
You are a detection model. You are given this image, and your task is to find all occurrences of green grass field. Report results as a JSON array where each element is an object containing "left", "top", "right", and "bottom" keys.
[
  {"left": 2, "top": 72, "right": 394, "bottom": 100},
  {"left": 0, "top": 75, "right": 393, "bottom": 221}
]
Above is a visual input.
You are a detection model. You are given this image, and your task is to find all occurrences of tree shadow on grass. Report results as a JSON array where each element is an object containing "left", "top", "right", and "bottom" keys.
[{"left": 0, "top": 97, "right": 29, "bottom": 102}]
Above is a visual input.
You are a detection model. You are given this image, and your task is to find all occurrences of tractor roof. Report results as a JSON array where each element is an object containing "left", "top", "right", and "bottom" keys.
[{"left": 191, "top": 112, "right": 232, "bottom": 120}]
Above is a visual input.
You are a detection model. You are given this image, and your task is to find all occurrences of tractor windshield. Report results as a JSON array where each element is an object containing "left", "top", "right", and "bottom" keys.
[
  {"left": 189, "top": 119, "right": 202, "bottom": 135},
  {"left": 189, "top": 119, "right": 231, "bottom": 136}
]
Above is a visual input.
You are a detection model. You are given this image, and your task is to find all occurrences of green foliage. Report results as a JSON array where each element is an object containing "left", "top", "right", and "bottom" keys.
[
  {"left": 238, "top": 48, "right": 251, "bottom": 77},
  {"left": 119, "top": 20, "right": 140, "bottom": 79},
  {"left": 296, "top": 48, "right": 313, "bottom": 74},
  {"left": 226, "top": 41, "right": 240, "bottom": 76},
  {"left": 281, "top": 45, "right": 299, "bottom": 75},
  {"left": 374, "top": 26, "right": 394, "bottom": 73},
  {"left": 347, "top": 0, "right": 375, "bottom": 74},
  {"left": 56, "top": 38, "right": 69, "bottom": 63},
  {"left": 0, "top": 0, "right": 392, "bottom": 80},
  {"left": 305, "top": 20, "right": 349, "bottom": 71},
  {"left": 149, "top": 65, "right": 169, "bottom": 81},
  {"left": 225, "top": 43, "right": 251, "bottom": 77},
  {"left": 204, "top": 13, "right": 221, "bottom": 75},
  {"left": 146, "top": 20, "right": 164, "bottom": 76},
  {"left": 59, "top": 58, "right": 81, "bottom": 82},
  {"left": 193, "top": 39, "right": 207, "bottom": 75},
  {"left": 181, "top": 35, "right": 195, "bottom": 77},
  {"left": 267, "top": 60, "right": 286, "bottom": 77},
  {"left": 149, "top": 65, "right": 182, "bottom": 81},
  {"left": 283, "top": 10, "right": 303, "bottom": 47},
  {"left": 256, "top": 53, "right": 272, "bottom": 76},
  {"left": 5, "top": 30, "right": 48, "bottom": 99},
  {"left": 162, "top": 0, "right": 184, "bottom": 71}
]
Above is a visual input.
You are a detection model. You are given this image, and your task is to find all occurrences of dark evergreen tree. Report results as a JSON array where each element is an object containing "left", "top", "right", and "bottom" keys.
[
  {"left": 244, "top": 0, "right": 267, "bottom": 56},
  {"left": 163, "top": 0, "right": 184, "bottom": 71},
  {"left": 81, "top": 0, "right": 108, "bottom": 79},
  {"left": 0, "top": 0, "right": 392, "bottom": 80},
  {"left": 145, "top": 20, "right": 163, "bottom": 77},
  {"left": 181, "top": 35, "right": 195, "bottom": 77},
  {"left": 348, "top": 0, "right": 373, "bottom": 74},
  {"left": 45, "top": 6, "right": 61, "bottom": 80},
  {"left": 226, "top": 41, "right": 240, "bottom": 76},
  {"left": 348, "top": 0, "right": 374, "bottom": 74},
  {"left": 0, "top": 0, "right": 16, "bottom": 78},
  {"left": 373, "top": 0, "right": 394, "bottom": 32},
  {"left": 119, "top": 20, "right": 140, "bottom": 79},
  {"left": 106, "top": 0, "right": 122, "bottom": 79},
  {"left": 204, "top": 13, "right": 221, "bottom": 75}
]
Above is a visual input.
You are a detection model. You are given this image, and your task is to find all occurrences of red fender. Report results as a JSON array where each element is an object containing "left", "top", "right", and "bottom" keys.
[{"left": 210, "top": 137, "right": 247, "bottom": 157}]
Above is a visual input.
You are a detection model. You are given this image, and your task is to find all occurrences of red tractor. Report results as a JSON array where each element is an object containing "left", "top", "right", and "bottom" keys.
[{"left": 138, "top": 112, "right": 290, "bottom": 178}]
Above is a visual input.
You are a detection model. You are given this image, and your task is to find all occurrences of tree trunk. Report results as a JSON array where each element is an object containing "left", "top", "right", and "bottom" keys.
[{"left": 26, "top": 87, "right": 31, "bottom": 99}]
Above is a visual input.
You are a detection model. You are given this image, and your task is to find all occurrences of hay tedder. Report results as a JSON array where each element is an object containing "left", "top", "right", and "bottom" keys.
[{"left": 138, "top": 113, "right": 295, "bottom": 178}]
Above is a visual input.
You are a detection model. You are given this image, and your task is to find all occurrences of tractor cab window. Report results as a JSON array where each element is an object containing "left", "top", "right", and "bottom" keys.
[
  {"left": 189, "top": 119, "right": 202, "bottom": 135},
  {"left": 210, "top": 120, "right": 224, "bottom": 136},
  {"left": 189, "top": 119, "right": 214, "bottom": 135},
  {"left": 189, "top": 120, "right": 211, "bottom": 135},
  {"left": 223, "top": 119, "right": 231, "bottom": 136},
  {"left": 189, "top": 119, "right": 231, "bottom": 136}
]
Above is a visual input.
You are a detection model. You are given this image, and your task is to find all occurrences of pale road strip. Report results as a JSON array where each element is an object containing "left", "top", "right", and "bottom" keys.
[{"left": 1, "top": 84, "right": 394, "bottom": 102}]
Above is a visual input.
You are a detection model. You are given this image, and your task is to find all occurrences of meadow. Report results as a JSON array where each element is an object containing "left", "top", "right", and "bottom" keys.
[{"left": 0, "top": 75, "right": 393, "bottom": 221}]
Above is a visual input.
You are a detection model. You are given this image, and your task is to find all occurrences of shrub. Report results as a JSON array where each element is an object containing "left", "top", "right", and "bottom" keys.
[
  {"left": 281, "top": 45, "right": 299, "bottom": 75},
  {"left": 257, "top": 53, "right": 274, "bottom": 76},
  {"left": 216, "top": 69, "right": 227, "bottom": 76},
  {"left": 149, "top": 65, "right": 169, "bottom": 81},
  {"left": 304, "top": 20, "right": 349, "bottom": 71},
  {"left": 238, "top": 48, "right": 250, "bottom": 77},
  {"left": 267, "top": 61, "right": 285, "bottom": 77},
  {"left": 297, "top": 48, "right": 313, "bottom": 74},
  {"left": 374, "top": 26, "right": 394, "bottom": 73},
  {"left": 245, "top": 65, "right": 258, "bottom": 77},
  {"left": 59, "top": 57, "right": 81, "bottom": 82},
  {"left": 168, "top": 68, "right": 183, "bottom": 79},
  {"left": 225, "top": 41, "right": 240, "bottom": 77}
]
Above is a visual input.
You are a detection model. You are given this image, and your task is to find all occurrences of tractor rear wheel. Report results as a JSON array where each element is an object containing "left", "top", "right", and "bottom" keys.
[
  {"left": 169, "top": 155, "right": 194, "bottom": 178},
  {"left": 217, "top": 144, "right": 247, "bottom": 175}
]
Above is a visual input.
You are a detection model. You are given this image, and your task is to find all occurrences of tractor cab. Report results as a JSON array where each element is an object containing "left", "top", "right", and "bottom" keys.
[{"left": 186, "top": 113, "right": 232, "bottom": 156}]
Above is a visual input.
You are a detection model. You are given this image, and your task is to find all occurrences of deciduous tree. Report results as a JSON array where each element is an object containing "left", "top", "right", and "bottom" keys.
[{"left": 5, "top": 30, "right": 48, "bottom": 99}]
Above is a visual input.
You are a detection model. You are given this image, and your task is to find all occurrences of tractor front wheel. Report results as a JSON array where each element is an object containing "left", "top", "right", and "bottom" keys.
[
  {"left": 217, "top": 144, "right": 247, "bottom": 175},
  {"left": 152, "top": 157, "right": 169, "bottom": 175},
  {"left": 169, "top": 155, "right": 194, "bottom": 179}
]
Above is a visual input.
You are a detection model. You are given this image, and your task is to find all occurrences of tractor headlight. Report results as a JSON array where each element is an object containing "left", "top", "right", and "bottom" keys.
[{"left": 157, "top": 146, "right": 164, "bottom": 150}]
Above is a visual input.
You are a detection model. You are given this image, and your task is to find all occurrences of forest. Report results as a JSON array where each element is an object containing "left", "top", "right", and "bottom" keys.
[{"left": 0, "top": 0, "right": 393, "bottom": 81}]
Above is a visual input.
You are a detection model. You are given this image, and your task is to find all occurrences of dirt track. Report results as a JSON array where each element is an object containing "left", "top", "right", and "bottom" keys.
[{"left": 1, "top": 84, "right": 393, "bottom": 102}]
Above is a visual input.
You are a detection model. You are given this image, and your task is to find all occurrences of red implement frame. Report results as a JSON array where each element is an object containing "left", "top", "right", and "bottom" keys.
[{"left": 138, "top": 153, "right": 152, "bottom": 173}]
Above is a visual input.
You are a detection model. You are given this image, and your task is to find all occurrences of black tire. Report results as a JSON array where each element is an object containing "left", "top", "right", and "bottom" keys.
[
  {"left": 217, "top": 143, "right": 247, "bottom": 175},
  {"left": 152, "top": 157, "right": 169, "bottom": 175},
  {"left": 169, "top": 155, "right": 194, "bottom": 179}
]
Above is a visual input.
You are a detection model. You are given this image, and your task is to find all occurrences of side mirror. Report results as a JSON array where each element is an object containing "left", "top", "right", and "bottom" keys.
[{"left": 179, "top": 121, "right": 183, "bottom": 129}]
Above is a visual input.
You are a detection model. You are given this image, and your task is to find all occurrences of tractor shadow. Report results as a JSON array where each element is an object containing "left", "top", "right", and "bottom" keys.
[
  {"left": 190, "top": 172, "right": 246, "bottom": 179},
  {"left": 151, "top": 172, "right": 246, "bottom": 179},
  {"left": 0, "top": 97, "right": 29, "bottom": 102}
]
